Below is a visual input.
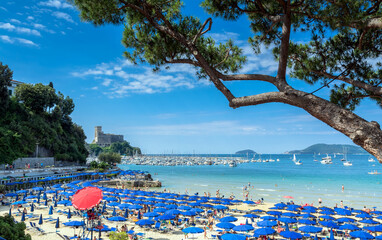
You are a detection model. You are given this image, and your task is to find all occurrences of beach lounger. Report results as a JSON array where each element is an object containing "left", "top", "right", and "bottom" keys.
[{"left": 56, "top": 233, "right": 70, "bottom": 240}]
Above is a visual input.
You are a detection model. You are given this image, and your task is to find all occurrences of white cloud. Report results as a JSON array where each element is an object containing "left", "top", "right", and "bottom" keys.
[
  {"left": 52, "top": 11, "right": 74, "bottom": 23},
  {"left": 0, "top": 7, "right": 7, "bottom": 11},
  {"left": 10, "top": 19, "right": 21, "bottom": 24},
  {"left": 0, "top": 35, "right": 12, "bottom": 43},
  {"left": 0, "top": 22, "right": 41, "bottom": 36},
  {"left": 39, "top": 0, "right": 74, "bottom": 9},
  {"left": 0, "top": 35, "right": 38, "bottom": 47},
  {"left": 72, "top": 59, "right": 204, "bottom": 97},
  {"left": 102, "top": 79, "right": 112, "bottom": 87},
  {"left": 27, "top": 16, "right": 34, "bottom": 21}
]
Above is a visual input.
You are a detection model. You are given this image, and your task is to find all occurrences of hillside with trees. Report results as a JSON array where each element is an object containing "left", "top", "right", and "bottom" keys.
[
  {"left": 87, "top": 141, "right": 141, "bottom": 157},
  {"left": 287, "top": 144, "right": 367, "bottom": 154},
  {"left": 0, "top": 62, "right": 88, "bottom": 164}
]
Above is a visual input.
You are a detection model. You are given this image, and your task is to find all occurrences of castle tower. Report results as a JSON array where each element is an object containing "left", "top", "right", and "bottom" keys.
[{"left": 94, "top": 126, "right": 102, "bottom": 143}]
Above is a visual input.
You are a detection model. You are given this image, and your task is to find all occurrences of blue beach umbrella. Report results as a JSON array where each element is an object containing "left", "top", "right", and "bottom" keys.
[
  {"left": 220, "top": 216, "right": 238, "bottom": 222},
  {"left": 339, "top": 224, "right": 360, "bottom": 231},
  {"left": 158, "top": 214, "right": 175, "bottom": 220},
  {"left": 336, "top": 209, "right": 352, "bottom": 216},
  {"left": 124, "top": 209, "right": 128, "bottom": 218},
  {"left": 8, "top": 208, "right": 11, "bottom": 216},
  {"left": 356, "top": 213, "right": 373, "bottom": 218},
  {"left": 360, "top": 219, "right": 379, "bottom": 225},
  {"left": 112, "top": 208, "right": 117, "bottom": 216},
  {"left": 182, "top": 211, "right": 197, "bottom": 216},
  {"left": 67, "top": 209, "right": 71, "bottom": 219},
  {"left": 261, "top": 216, "right": 277, "bottom": 220},
  {"left": 232, "top": 224, "right": 254, "bottom": 232},
  {"left": 244, "top": 213, "right": 260, "bottom": 218},
  {"left": 298, "top": 219, "right": 316, "bottom": 225},
  {"left": 108, "top": 202, "right": 120, "bottom": 207},
  {"left": 349, "top": 230, "right": 374, "bottom": 239},
  {"left": 257, "top": 220, "right": 277, "bottom": 227},
  {"left": 278, "top": 217, "right": 297, "bottom": 224},
  {"left": 337, "top": 217, "right": 355, "bottom": 223},
  {"left": 221, "top": 234, "right": 247, "bottom": 240},
  {"left": 128, "top": 204, "right": 143, "bottom": 210},
  {"left": 21, "top": 212, "right": 25, "bottom": 222},
  {"left": 319, "top": 215, "right": 335, "bottom": 220},
  {"left": 63, "top": 221, "right": 85, "bottom": 227},
  {"left": 108, "top": 216, "right": 127, "bottom": 221},
  {"left": 143, "top": 212, "right": 159, "bottom": 218},
  {"left": 5, "top": 193, "right": 17, "bottom": 197},
  {"left": 153, "top": 207, "right": 166, "bottom": 213},
  {"left": 300, "top": 213, "right": 316, "bottom": 219},
  {"left": 267, "top": 211, "right": 282, "bottom": 216},
  {"left": 135, "top": 219, "right": 154, "bottom": 226},
  {"left": 282, "top": 212, "right": 299, "bottom": 218},
  {"left": 299, "top": 226, "right": 323, "bottom": 233},
  {"left": 38, "top": 214, "right": 43, "bottom": 225},
  {"left": 182, "top": 227, "right": 204, "bottom": 234},
  {"left": 364, "top": 225, "right": 382, "bottom": 232},
  {"left": 30, "top": 203, "right": 34, "bottom": 212},
  {"left": 286, "top": 205, "right": 301, "bottom": 211},
  {"left": 216, "top": 222, "right": 235, "bottom": 230},
  {"left": 254, "top": 227, "right": 275, "bottom": 236},
  {"left": 214, "top": 205, "right": 228, "bottom": 210},
  {"left": 280, "top": 231, "right": 303, "bottom": 239},
  {"left": 49, "top": 205, "right": 53, "bottom": 215},
  {"left": 165, "top": 209, "right": 181, "bottom": 215},
  {"left": 319, "top": 221, "right": 339, "bottom": 229},
  {"left": 55, "top": 217, "right": 60, "bottom": 230}
]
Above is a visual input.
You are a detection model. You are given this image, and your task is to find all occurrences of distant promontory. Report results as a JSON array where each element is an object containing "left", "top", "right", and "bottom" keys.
[
  {"left": 286, "top": 143, "right": 367, "bottom": 154},
  {"left": 235, "top": 149, "right": 257, "bottom": 155}
]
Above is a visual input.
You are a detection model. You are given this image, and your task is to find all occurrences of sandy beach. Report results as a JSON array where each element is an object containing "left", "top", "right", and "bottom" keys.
[{"left": 2, "top": 192, "right": 381, "bottom": 240}]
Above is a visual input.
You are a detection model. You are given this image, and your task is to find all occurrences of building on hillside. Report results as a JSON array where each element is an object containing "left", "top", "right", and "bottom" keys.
[
  {"left": 8, "top": 80, "right": 23, "bottom": 96},
  {"left": 93, "top": 126, "right": 124, "bottom": 147}
]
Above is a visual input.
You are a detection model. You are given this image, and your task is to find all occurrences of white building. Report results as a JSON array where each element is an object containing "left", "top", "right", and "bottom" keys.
[{"left": 8, "top": 80, "right": 23, "bottom": 96}]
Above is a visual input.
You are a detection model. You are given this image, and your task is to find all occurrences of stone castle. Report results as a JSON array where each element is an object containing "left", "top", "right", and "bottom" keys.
[{"left": 93, "top": 126, "right": 124, "bottom": 147}]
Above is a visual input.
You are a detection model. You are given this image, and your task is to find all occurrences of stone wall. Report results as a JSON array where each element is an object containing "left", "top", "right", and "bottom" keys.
[{"left": 10, "top": 157, "right": 55, "bottom": 169}]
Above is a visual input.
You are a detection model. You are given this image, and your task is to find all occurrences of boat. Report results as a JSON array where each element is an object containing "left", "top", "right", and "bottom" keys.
[
  {"left": 368, "top": 157, "right": 376, "bottom": 162},
  {"left": 321, "top": 154, "right": 333, "bottom": 164},
  {"left": 292, "top": 154, "right": 302, "bottom": 165},
  {"left": 368, "top": 170, "right": 381, "bottom": 175},
  {"left": 313, "top": 153, "right": 318, "bottom": 162},
  {"left": 295, "top": 160, "right": 303, "bottom": 165},
  {"left": 343, "top": 161, "right": 352, "bottom": 166},
  {"left": 229, "top": 161, "right": 237, "bottom": 167}
]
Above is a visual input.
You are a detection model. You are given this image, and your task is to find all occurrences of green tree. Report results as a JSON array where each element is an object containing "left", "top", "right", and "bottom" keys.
[
  {"left": 71, "top": 0, "right": 382, "bottom": 161},
  {"left": 0, "top": 215, "right": 31, "bottom": 240},
  {"left": 98, "top": 152, "right": 121, "bottom": 164},
  {"left": 88, "top": 143, "right": 103, "bottom": 156},
  {"left": 89, "top": 160, "right": 98, "bottom": 168},
  {"left": 15, "top": 83, "right": 58, "bottom": 114},
  {"left": 0, "top": 62, "right": 13, "bottom": 115}
]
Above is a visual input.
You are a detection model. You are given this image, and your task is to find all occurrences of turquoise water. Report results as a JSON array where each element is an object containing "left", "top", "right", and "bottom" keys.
[{"left": 119, "top": 154, "right": 382, "bottom": 209}]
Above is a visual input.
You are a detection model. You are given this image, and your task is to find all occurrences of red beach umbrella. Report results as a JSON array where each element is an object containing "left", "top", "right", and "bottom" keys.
[
  {"left": 72, "top": 187, "right": 103, "bottom": 210},
  {"left": 283, "top": 196, "right": 294, "bottom": 199}
]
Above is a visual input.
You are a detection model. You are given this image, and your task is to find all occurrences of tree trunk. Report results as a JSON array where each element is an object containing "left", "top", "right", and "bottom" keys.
[{"left": 283, "top": 89, "right": 382, "bottom": 162}]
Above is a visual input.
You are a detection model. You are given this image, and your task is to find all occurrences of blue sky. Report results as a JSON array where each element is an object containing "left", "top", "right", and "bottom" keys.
[{"left": 1, "top": 0, "right": 381, "bottom": 154}]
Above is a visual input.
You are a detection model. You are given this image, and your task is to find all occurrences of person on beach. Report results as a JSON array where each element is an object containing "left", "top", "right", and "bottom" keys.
[
  {"left": 318, "top": 198, "right": 322, "bottom": 207},
  {"left": 340, "top": 200, "right": 344, "bottom": 208},
  {"left": 342, "top": 185, "right": 344, "bottom": 192}
]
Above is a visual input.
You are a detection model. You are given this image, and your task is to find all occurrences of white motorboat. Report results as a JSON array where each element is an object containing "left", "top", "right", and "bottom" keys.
[{"left": 343, "top": 161, "right": 352, "bottom": 166}]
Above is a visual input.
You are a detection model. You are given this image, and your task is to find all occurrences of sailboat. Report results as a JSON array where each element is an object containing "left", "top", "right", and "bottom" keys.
[
  {"left": 292, "top": 154, "right": 303, "bottom": 165},
  {"left": 313, "top": 152, "right": 318, "bottom": 162}
]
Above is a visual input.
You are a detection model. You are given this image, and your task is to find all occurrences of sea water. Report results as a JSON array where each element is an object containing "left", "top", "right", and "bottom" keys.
[{"left": 119, "top": 154, "right": 382, "bottom": 209}]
